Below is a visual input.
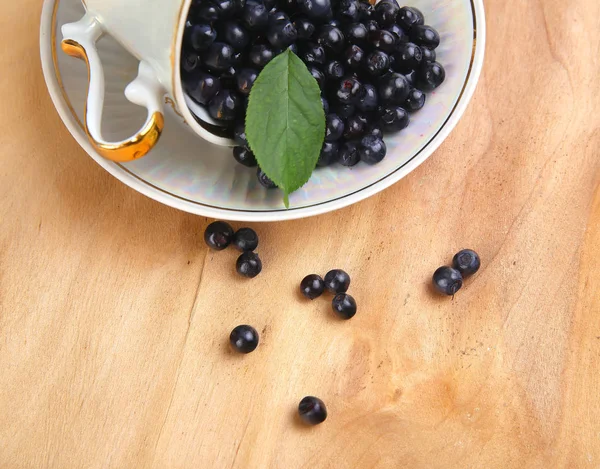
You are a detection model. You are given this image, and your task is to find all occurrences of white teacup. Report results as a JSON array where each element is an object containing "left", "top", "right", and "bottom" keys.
[{"left": 61, "top": 0, "right": 232, "bottom": 162}]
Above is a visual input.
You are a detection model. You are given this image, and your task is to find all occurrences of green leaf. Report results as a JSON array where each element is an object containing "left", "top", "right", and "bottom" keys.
[{"left": 246, "top": 50, "right": 326, "bottom": 207}]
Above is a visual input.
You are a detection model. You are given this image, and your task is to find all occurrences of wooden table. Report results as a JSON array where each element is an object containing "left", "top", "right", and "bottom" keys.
[{"left": 2, "top": 0, "right": 600, "bottom": 467}]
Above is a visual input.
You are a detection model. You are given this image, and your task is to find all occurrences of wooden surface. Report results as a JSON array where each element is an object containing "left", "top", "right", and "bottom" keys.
[{"left": 1, "top": 0, "right": 600, "bottom": 467}]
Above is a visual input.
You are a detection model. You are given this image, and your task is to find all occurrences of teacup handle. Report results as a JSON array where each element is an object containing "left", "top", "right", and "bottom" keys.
[{"left": 61, "top": 13, "right": 164, "bottom": 162}]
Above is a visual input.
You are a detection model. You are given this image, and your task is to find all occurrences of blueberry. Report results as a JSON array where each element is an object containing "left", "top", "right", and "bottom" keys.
[
  {"left": 338, "top": 141, "right": 360, "bottom": 166},
  {"left": 214, "top": 0, "right": 239, "bottom": 18},
  {"left": 387, "top": 24, "right": 408, "bottom": 44},
  {"left": 364, "top": 50, "right": 390, "bottom": 76},
  {"left": 298, "top": 0, "right": 333, "bottom": 22},
  {"left": 365, "top": 19, "right": 379, "bottom": 33},
  {"left": 324, "top": 268, "right": 350, "bottom": 293},
  {"left": 294, "top": 17, "right": 316, "bottom": 39},
  {"left": 369, "top": 29, "right": 396, "bottom": 53},
  {"left": 242, "top": 0, "right": 269, "bottom": 30},
  {"left": 236, "top": 68, "right": 258, "bottom": 95},
  {"left": 267, "top": 20, "right": 298, "bottom": 48},
  {"left": 318, "top": 25, "right": 345, "bottom": 53},
  {"left": 203, "top": 42, "right": 235, "bottom": 72},
  {"left": 232, "top": 227, "right": 259, "bottom": 251},
  {"left": 185, "top": 71, "right": 221, "bottom": 105},
  {"left": 392, "top": 42, "right": 423, "bottom": 73},
  {"left": 421, "top": 47, "right": 436, "bottom": 62},
  {"left": 404, "top": 88, "right": 426, "bottom": 112},
  {"left": 379, "top": 104, "right": 409, "bottom": 132},
  {"left": 396, "top": 6, "right": 424, "bottom": 30},
  {"left": 204, "top": 220, "right": 234, "bottom": 250},
  {"left": 332, "top": 293, "right": 357, "bottom": 319},
  {"left": 308, "top": 66, "right": 326, "bottom": 89},
  {"left": 357, "top": 1, "right": 373, "bottom": 21},
  {"left": 338, "top": 0, "right": 360, "bottom": 23},
  {"left": 403, "top": 69, "right": 417, "bottom": 86},
  {"left": 410, "top": 24, "right": 440, "bottom": 49},
  {"left": 208, "top": 90, "right": 241, "bottom": 121},
  {"left": 367, "top": 125, "right": 383, "bottom": 139},
  {"left": 249, "top": 44, "right": 275, "bottom": 68},
  {"left": 343, "top": 114, "right": 367, "bottom": 140},
  {"left": 333, "top": 102, "right": 355, "bottom": 118},
  {"left": 181, "top": 50, "right": 202, "bottom": 75},
  {"left": 229, "top": 325, "right": 259, "bottom": 353},
  {"left": 233, "top": 122, "right": 247, "bottom": 146},
  {"left": 374, "top": 0, "right": 399, "bottom": 27},
  {"left": 328, "top": 19, "right": 342, "bottom": 28},
  {"left": 335, "top": 76, "right": 364, "bottom": 104},
  {"left": 269, "top": 8, "right": 290, "bottom": 24},
  {"left": 298, "top": 396, "right": 327, "bottom": 425},
  {"left": 300, "top": 274, "right": 325, "bottom": 299},
  {"left": 286, "top": 43, "right": 299, "bottom": 55},
  {"left": 359, "top": 134, "right": 386, "bottom": 164},
  {"left": 196, "top": 3, "right": 220, "bottom": 22},
  {"left": 378, "top": 72, "right": 410, "bottom": 104},
  {"left": 221, "top": 21, "right": 249, "bottom": 50},
  {"left": 452, "top": 249, "right": 481, "bottom": 276},
  {"left": 257, "top": 168, "right": 277, "bottom": 188},
  {"left": 324, "top": 60, "right": 345, "bottom": 80},
  {"left": 219, "top": 66, "right": 239, "bottom": 89},
  {"left": 300, "top": 42, "right": 327, "bottom": 65},
  {"left": 344, "top": 44, "right": 365, "bottom": 69},
  {"left": 432, "top": 266, "right": 463, "bottom": 296},
  {"left": 187, "top": 23, "right": 216, "bottom": 52},
  {"left": 343, "top": 22, "right": 368, "bottom": 46},
  {"left": 321, "top": 96, "right": 330, "bottom": 114},
  {"left": 317, "top": 141, "right": 339, "bottom": 166},
  {"left": 418, "top": 61, "right": 445, "bottom": 90},
  {"left": 233, "top": 146, "right": 258, "bottom": 166},
  {"left": 236, "top": 251, "right": 263, "bottom": 278},
  {"left": 325, "top": 113, "right": 345, "bottom": 141}
]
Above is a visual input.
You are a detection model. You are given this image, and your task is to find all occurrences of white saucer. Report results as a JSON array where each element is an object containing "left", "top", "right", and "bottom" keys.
[{"left": 40, "top": 0, "right": 485, "bottom": 222}]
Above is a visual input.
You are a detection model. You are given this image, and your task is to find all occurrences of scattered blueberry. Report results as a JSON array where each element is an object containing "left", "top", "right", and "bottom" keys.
[
  {"left": 298, "top": 0, "right": 333, "bottom": 22},
  {"left": 332, "top": 293, "right": 357, "bottom": 319},
  {"left": 298, "top": 396, "right": 327, "bottom": 425},
  {"left": 242, "top": 0, "right": 269, "bottom": 30},
  {"left": 404, "top": 88, "right": 426, "bottom": 112},
  {"left": 369, "top": 29, "right": 396, "bottom": 53},
  {"left": 257, "top": 168, "right": 278, "bottom": 188},
  {"left": 234, "top": 122, "right": 248, "bottom": 146},
  {"left": 321, "top": 96, "right": 330, "bottom": 114},
  {"left": 308, "top": 66, "right": 326, "bottom": 89},
  {"left": 187, "top": 23, "right": 217, "bottom": 52},
  {"left": 236, "top": 251, "right": 263, "bottom": 278},
  {"left": 452, "top": 249, "right": 481, "bottom": 276},
  {"left": 396, "top": 6, "right": 424, "bottom": 30},
  {"left": 233, "top": 227, "right": 259, "bottom": 251},
  {"left": 432, "top": 266, "right": 463, "bottom": 296},
  {"left": 387, "top": 24, "right": 408, "bottom": 44},
  {"left": 324, "top": 269, "right": 350, "bottom": 293},
  {"left": 267, "top": 20, "right": 298, "bottom": 48},
  {"left": 294, "top": 17, "right": 316, "bottom": 39},
  {"left": 357, "top": 83, "right": 378, "bottom": 112},
  {"left": 359, "top": 134, "right": 386, "bottom": 164},
  {"left": 300, "top": 274, "right": 325, "bottom": 299},
  {"left": 379, "top": 104, "right": 409, "bottom": 132},
  {"left": 335, "top": 76, "right": 364, "bottom": 104},
  {"left": 421, "top": 47, "right": 436, "bottom": 62},
  {"left": 300, "top": 42, "right": 327, "bottom": 65},
  {"left": 230, "top": 325, "right": 259, "bottom": 353},
  {"left": 333, "top": 102, "right": 356, "bottom": 118},
  {"left": 204, "top": 221, "right": 234, "bottom": 250},
  {"left": 318, "top": 141, "right": 339, "bottom": 166},
  {"left": 338, "top": 141, "right": 360, "bottom": 166},
  {"left": 196, "top": 3, "right": 220, "bottom": 22},
  {"left": 203, "top": 42, "right": 236, "bottom": 73},
  {"left": 344, "top": 44, "right": 365, "bottom": 68},
  {"left": 233, "top": 146, "right": 258, "bottom": 167},
  {"left": 344, "top": 22, "right": 368, "bottom": 46},
  {"left": 343, "top": 114, "right": 367, "bottom": 140},
  {"left": 417, "top": 61, "right": 446, "bottom": 91},
  {"left": 393, "top": 42, "right": 423, "bottom": 73},
  {"left": 364, "top": 50, "right": 390, "bottom": 76},
  {"left": 338, "top": 0, "right": 360, "bottom": 23},
  {"left": 222, "top": 21, "right": 250, "bottom": 50},
  {"left": 410, "top": 24, "right": 440, "bottom": 49}
]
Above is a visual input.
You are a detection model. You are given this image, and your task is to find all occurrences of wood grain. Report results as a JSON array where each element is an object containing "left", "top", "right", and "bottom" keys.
[{"left": 1, "top": 0, "right": 600, "bottom": 467}]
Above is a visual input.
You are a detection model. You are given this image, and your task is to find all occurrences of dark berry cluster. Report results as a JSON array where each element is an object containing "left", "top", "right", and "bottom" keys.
[
  {"left": 204, "top": 220, "right": 263, "bottom": 277},
  {"left": 181, "top": 0, "right": 445, "bottom": 189},
  {"left": 300, "top": 268, "right": 357, "bottom": 319},
  {"left": 432, "top": 249, "right": 481, "bottom": 296}
]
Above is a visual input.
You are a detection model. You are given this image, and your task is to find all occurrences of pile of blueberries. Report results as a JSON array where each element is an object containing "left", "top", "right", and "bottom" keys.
[{"left": 181, "top": 0, "right": 445, "bottom": 188}]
